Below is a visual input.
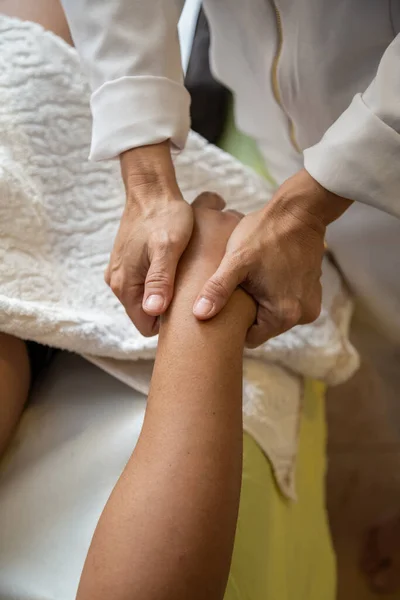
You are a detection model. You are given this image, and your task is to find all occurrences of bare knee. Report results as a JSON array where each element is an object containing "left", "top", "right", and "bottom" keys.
[{"left": 0, "top": 0, "right": 73, "bottom": 45}]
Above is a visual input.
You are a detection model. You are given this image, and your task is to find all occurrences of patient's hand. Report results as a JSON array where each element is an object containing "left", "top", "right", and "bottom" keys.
[
  {"left": 165, "top": 192, "right": 256, "bottom": 330},
  {"left": 187, "top": 193, "right": 242, "bottom": 267}
]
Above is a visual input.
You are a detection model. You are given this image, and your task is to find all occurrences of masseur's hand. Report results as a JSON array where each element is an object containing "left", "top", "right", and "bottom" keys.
[
  {"left": 105, "top": 142, "right": 193, "bottom": 336},
  {"left": 162, "top": 189, "right": 256, "bottom": 334},
  {"left": 194, "top": 169, "right": 352, "bottom": 347}
]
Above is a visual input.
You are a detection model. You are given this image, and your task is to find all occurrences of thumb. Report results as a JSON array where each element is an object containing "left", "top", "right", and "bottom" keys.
[
  {"left": 143, "top": 249, "right": 179, "bottom": 316},
  {"left": 193, "top": 255, "right": 244, "bottom": 320}
]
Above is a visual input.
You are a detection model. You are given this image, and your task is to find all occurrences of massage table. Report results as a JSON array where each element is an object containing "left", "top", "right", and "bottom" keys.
[{"left": 0, "top": 353, "right": 335, "bottom": 600}]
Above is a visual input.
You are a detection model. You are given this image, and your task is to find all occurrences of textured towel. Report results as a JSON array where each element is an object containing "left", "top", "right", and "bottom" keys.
[{"left": 0, "top": 16, "right": 359, "bottom": 497}]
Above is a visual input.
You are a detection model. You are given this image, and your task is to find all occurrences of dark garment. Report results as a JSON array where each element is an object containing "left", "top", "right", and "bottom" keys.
[
  {"left": 185, "top": 8, "right": 230, "bottom": 144},
  {"left": 26, "top": 341, "right": 56, "bottom": 386}
]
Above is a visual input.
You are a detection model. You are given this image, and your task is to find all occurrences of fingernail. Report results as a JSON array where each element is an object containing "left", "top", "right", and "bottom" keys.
[
  {"left": 144, "top": 294, "right": 164, "bottom": 313},
  {"left": 194, "top": 297, "right": 214, "bottom": 317}
]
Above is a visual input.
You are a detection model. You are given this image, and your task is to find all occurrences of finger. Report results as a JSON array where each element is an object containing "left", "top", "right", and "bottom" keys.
[
  {"left": 193, "top": 254, "right": 245, "bottom": 320},
  {"left": 245, "top": 310, "right": 278, "bottom": 348},
  {"left": 108, "top": 273, "right": 158, "bottom": 337},
  {"left": 123, "top": 283, "right": 159, "bottom": 336},
  {"left": 225, "top": 209, "right": 244, "bottom": 220},
  {"left": 104, "top": 264, "right": 111, "bottom": 285},
  {"left": 126, "top": 303, "right": 159, "bottom": 337},
  {"left": 143, "top": 247, "right": 180, "bottom": 316},
  {"left": 245, "top": 300, "right": 302, "bottom": 348},
  {"left": 192, "top": 192, "right": 226, "bottom": 211}
]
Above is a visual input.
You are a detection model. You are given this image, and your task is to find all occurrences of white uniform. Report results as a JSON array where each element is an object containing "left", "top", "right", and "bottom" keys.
[{"left": 61, "top": 0, "right": 400, "bottom": 341}]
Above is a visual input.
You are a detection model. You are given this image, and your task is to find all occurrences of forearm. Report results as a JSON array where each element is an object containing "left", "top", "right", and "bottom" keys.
[{"left": 76, "top": 258, "right": 254, "bottom": 600}]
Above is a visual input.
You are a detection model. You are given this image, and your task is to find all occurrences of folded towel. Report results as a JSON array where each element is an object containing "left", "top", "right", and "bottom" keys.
[{"left": 0, "top": 16, "right": 359, "bottom": 497}]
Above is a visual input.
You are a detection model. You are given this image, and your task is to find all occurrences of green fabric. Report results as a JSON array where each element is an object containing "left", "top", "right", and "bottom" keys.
[
  {"left": 218, "top": 103, "right": 275, "bottom": 185},
  {"left": 226, "top": 380, "right": 336, "bottom": 600}
]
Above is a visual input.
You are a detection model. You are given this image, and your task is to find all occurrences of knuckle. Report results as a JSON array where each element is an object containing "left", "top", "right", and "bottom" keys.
[
  {"left": 151, "top": 232, "right": 180, "bottom": 255},
  {"left": 230, "top": 247, "right": 255, "bottom": 271},
  {"left": 256, "top": 297, "right": 302, "bottom": 339},
  {"left": 156, "top": 237, "right": 172, "bottom": 255},
  {"left": 206, "top": 277, "right": 230, "bottom": 300},
  {"left": 145, "top": 269, "right": 171, "bottom": 289},
  {"left": 109, "top": 273, "right": 124, "bottom": 298},
  {"left": 303, "top": 301, "right": 322, "bottom": 324},
  {"left": 274, "top": 300, "right": 302, "bottom": 332}
]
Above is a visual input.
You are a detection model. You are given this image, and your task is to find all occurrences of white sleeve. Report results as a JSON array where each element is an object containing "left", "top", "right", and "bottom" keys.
[
  {"left": 304, "top": 35, "right": 400, "bottom": 218},
  {"left": 60, "top": 0, "right": 191, "bottom": 160}
]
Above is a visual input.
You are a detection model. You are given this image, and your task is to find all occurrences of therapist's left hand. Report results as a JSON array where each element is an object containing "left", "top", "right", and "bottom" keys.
[{"left": 193, "top": 169, "right": 352, "bottom": 347}]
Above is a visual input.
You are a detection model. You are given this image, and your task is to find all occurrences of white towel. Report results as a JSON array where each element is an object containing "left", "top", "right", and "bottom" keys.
[{"left": 0, "top": 16, "right": 359, "bottom": 497}]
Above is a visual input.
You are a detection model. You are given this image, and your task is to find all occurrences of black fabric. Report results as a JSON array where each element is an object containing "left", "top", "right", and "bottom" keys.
[
  {"left": 185, "top": 8, "right": 230, "bottom": 144},
  {"left": 26, "top": 341, "right": 56, "bottom": 386}
]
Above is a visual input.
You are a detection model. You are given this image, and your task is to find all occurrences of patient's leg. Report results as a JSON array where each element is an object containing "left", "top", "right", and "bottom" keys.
[
  {"left": 0, "top": 0, "right": 73, "bottom": 45},
  {"left": 0, "top": 333, "right": 31, "bottom": 456}
]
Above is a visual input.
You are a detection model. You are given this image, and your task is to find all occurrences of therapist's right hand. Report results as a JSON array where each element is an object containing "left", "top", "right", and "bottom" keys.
[{"left": 105, "top": 142, "right": 194, "bottom": 337}]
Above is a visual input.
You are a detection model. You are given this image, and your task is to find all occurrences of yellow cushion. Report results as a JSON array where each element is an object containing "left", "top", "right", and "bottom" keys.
[{"left": 226, "top": 380, "right": 336, "bottom": 600}]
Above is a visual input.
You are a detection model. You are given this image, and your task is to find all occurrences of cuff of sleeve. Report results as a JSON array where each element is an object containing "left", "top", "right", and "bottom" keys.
[
  {"left": 89, "top": 75, "right": 191, "bottom": 161},
  {"left": 303, "top": 94, "right": 400, "bottom": 218}
]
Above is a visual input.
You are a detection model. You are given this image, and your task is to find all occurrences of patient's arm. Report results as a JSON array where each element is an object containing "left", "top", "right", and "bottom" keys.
[{"left": 76, "top": 195, "right": 255, "bottom": 600}]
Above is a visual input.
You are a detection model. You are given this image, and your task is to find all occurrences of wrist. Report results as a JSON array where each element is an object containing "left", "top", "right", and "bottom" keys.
[
  {"left": 120, "top": 142, "right": 183, "bottom": 206},
  {"left": 228, "top": 288, "right": 257, "bottom": 332},
  {"left": 162, "top": 273, "right": 254, "bottom": 344},
  {"left": 268, "top": 168, "right": 352, "bottom": 229}
]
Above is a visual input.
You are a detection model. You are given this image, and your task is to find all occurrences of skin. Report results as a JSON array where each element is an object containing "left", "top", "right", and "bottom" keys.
[
  {"left": 0, "top": 0, "right": 352, "bottom": 347},
  {"left": 113, "top": 144, "right": 352, "bottom": 347},
  {"left": 0, "top": 0, "right": 73, "bottom": 43},
  {"left": 0, "top": 2, "right": 397, "bottom": 594},
  {"left": 0, "top": 333, "right": 31, "bottom": 456},
  {"left": 105, "top": 142, "right": 193, "bottom": 336},
  {"left": 77, "top": 194, "right": 255, "bottom": 600}
]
